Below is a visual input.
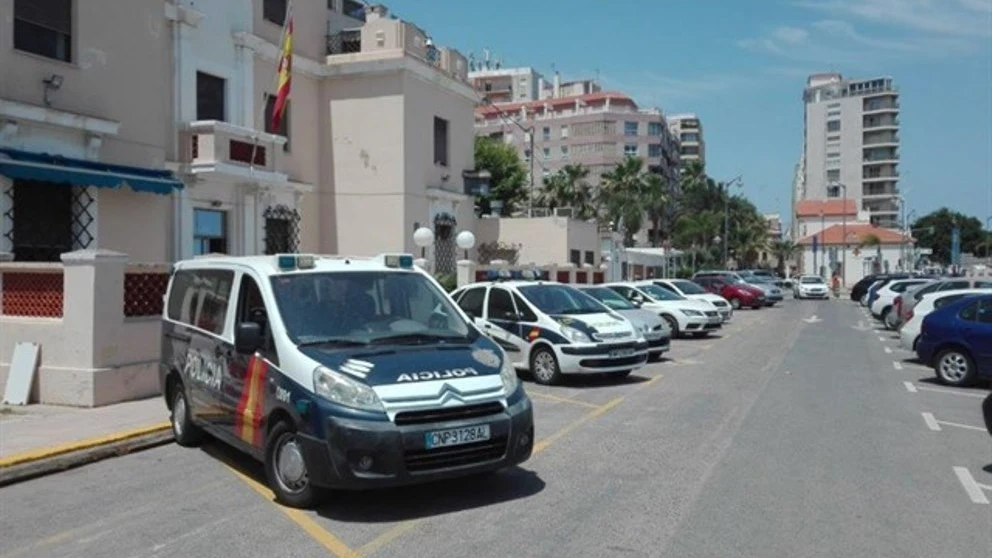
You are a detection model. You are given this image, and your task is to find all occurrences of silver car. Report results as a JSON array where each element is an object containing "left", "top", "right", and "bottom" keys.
[
  {"left": 742, "top": 277, "right": 783, "bottom": 305},
  {"left": 576, "top": 285, "right": 672, "bottom": 360}
]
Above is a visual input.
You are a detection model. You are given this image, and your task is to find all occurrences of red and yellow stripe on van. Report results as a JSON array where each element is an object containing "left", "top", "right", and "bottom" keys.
[{"left": 235, "top": 355, "right": 268, "bottom": 447}]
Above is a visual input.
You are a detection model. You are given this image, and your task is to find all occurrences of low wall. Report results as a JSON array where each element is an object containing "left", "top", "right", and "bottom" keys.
[{"left": 0, "top": 250, "right": 169, "bottom": 407}]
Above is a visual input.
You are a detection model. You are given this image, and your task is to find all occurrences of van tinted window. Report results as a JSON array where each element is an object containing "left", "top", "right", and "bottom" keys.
[{"left": 166, "top": 269, "right": 234, "bottom": 335}]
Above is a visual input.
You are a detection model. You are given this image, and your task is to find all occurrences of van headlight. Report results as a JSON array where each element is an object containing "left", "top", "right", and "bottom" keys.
[
  {"left": 499, "top": 356, "right": 520, "bottom": 395},
  {"left": 313, "top": 366, "right": 384, "bottom": 412},
  {"left": 560, "top": 325, "right": 591, "bottom": 343}
]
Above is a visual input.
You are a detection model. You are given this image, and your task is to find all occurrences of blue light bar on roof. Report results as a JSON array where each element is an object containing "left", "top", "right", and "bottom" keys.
[
  {"left": 382, "top": 254, "right": 414, "bottom": 269},
  {"left": 277, "top": 254, "right": 297, "bottom": 271}
]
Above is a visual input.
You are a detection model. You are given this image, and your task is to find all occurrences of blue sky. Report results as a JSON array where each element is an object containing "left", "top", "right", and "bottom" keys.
[{"left": 383, "top": 0, "right": 992, "bottom": 227}]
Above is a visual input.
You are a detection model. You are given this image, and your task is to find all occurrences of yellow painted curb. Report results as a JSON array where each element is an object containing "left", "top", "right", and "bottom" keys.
[{"left": 0, "top": 422, "right": 172, "bottom": 469}]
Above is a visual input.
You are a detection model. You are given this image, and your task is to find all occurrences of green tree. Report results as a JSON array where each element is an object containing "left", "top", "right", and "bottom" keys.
[
  {"left": 911, "top": 208, "right": 985, "bottom": 264},
  {"left": 473, "top": 136, "right": 528, "bottom": 216},
  {"left": 598, "top": 156, "right": 647, "bottom": 246},
  {"left": 642, "top": 172, "right": 671, "bottom": 247},
  {"left": 535, "top": 164, "right": 596, "bottom": 219},
  {"left": 770, "top": 239, "right": 799, "bottom": 275}
]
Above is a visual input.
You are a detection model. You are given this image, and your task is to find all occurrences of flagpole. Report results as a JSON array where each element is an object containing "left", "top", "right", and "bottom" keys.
[{"left": 249, "top": 0, "right": 292, "bottom": 180}]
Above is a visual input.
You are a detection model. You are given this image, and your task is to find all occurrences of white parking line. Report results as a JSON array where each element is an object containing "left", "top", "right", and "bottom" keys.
[
  {"left": 913, "top": 385, "right": 988, "bottom": 399},
  {"left": 903, "top": 381, "right": 918, "bottom": 393},
  {"left": 922, "top": 412, "right": 941, "bottom": 431},
  {"left": 937, "top": 420, "right": 987, "bottom": 432},
  {"left": 953, "top": 467, "right": 991, "bottom": 504},
  {"left": 893, "top": 361, "right": 904, "bottom": 370},
  {"left": 923, "top": 412, "right": 987, "bottom": 432},
  {"left": 884, "top": 346, "right": 893, "bottom": 354},
  {"left": 878, "top": 336, "right": 886, "bottom": 342}
]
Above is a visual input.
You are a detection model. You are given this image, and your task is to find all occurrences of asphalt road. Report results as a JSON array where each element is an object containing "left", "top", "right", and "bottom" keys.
[{"left": 2, "top": 296, "right": 990, "bottom": 558}]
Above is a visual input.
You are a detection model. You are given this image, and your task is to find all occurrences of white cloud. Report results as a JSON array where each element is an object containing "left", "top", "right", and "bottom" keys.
[
  {"left": 773, "top": 26, "right": 810, "bottom": 44},
  {"left": 793, "top": 0, "right": 992, "bottom": 37}
]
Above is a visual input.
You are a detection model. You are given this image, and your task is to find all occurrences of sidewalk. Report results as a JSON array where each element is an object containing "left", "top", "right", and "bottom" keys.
[{"left": 0, "top": 396, "right": 172, "bottom": 485}]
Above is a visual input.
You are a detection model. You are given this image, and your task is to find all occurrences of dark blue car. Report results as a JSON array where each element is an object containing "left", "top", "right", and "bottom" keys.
[{"left": 915, "top": 293, "right": 992, "bottom": 387}]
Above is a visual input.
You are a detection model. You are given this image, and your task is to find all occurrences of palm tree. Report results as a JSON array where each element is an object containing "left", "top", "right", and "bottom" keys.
[
  {"left": 536, "top": 164, "right": 596, "bottom": 219},
  {"left": 598, "top": 156, "right": 647, "bottom": 246},
  {"left": 859, "top": 233, "right": 883, "bottom": 273},
  {"left": 770, "top": 239, "right": 799, "bottom": 275},
  {"left": 732, "top": 217, "right": 769, "bottom": 268},
  {"left": 642, "top": 172, "right": 670, "bottom": 246}
]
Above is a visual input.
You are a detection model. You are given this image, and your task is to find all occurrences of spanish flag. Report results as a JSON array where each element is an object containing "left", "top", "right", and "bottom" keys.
[{"left": 270, "top": 12, "right": 293, "bottom": 132}]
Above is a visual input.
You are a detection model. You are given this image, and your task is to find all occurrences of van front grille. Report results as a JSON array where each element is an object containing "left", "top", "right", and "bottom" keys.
[
  {"left": 393, "top": 401, "right": 504, "bottom": 426},
  {"left": 404, "top": 437, "right": 508, "bottom": 472}
]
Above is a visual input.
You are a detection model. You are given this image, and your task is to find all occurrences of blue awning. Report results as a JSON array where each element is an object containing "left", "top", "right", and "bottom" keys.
[{"left": 0, "top": 148, "right": 183, "bottom": 195}]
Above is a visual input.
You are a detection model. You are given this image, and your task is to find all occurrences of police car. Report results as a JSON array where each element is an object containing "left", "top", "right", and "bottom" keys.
[
  {"left": 449, "top": 271, "right": 650, "bottom": 385},
  {"left": 159, "top": 253, "right": 533, "bottom": 509}
]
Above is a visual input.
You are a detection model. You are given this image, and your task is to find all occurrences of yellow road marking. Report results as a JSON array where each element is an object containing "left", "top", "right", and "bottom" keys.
[
  {"left": 356, "top": 518, "right": 423, "bottom": 557},
  {"left": 205, "top": 446, "right": 360, "bottom": 558},
  {"left": 532, "top": 396, "right": 623, "bottom": 454},
  {"left": 0, "top": 422, "right": 171, "bottom": 468},
  {"left": 525, "top": 390, "right": 600, "bottom": 409}
]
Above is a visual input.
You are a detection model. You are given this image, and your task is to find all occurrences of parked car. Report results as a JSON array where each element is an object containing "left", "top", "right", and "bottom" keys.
[
  {"left": 604, "top": 281, "right": 723, "bottom": 338},
  {"left": 983, "top": 392, "right": 992, "bottom": 437},
  {"left": 450, "top": 278, "right": 649, "bottom": 385},
  {"left": 738, "top": 269, "right": 789, "bottom": 289},
  {"left": 899, "top": 289, "right": 992, "bottom": 351},
  {"left": 651, "top": 279, "right": 733, "bottom": 322},
  {"left": 692, "top": 274, "right": 765, "bottom": 310},
  {"left": 895, "top": 277, "right": 992, "bottom": 329},
  {"left": 866, "top": 276, "right": 916, "bottom": 310},
  {"left": 851, "top": 273, "right": 911, "bottom": 302},
  {"left": 575, "top": 285, "right": 672, "bottom": 361},
  {"left": 916, "top": 293, "right": 992, "bottom": 387},
  {"left": 740, "top": 276, "right": 784, "bottom": 306},
  {"left": 794, "top": 275, "right": 829, "bottom": 299},
  {"left": 869, "top": 279, "right": 933, "bottom": 326}
]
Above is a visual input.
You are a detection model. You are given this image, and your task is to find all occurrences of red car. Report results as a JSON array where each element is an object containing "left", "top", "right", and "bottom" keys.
[{"left": 692, "top": 275, "right": 765, "bottom": 310}]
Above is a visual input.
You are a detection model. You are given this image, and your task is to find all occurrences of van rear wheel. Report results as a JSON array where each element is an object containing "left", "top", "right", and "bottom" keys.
[{"left": 265, "top": 421, "right": 322, "bottom": 509}]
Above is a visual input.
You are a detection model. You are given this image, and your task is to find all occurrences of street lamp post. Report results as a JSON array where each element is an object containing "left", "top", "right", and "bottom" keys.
[
  {"left": 829, "top": 182, "right": 848, "bottom": 286},
  {"left": 819, "top": 209, "right": 825, "bottom": 277},
  {"left": 720, "top": 175, "right": 743, "bottom": 267}
]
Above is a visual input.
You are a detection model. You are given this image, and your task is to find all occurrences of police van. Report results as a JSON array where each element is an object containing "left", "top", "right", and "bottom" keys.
[
  {"left": 449, "top": 271, "right": 650, "bottom": 385},
  {"left": 159, "top": 253, "right": 533, "bottom": 509}
]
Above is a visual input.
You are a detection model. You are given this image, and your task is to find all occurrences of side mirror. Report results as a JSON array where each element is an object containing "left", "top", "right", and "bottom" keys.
[
  {"left": 632, "top": 299, "right": 643, "bottom": 308},
  {"left": 235, "top": 321, "right": 264, "bottom": 355}
]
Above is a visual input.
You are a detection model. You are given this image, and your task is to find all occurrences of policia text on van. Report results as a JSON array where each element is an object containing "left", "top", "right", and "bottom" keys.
[{"left": 159, "top": 253, "right": 534, "bottom": 508}]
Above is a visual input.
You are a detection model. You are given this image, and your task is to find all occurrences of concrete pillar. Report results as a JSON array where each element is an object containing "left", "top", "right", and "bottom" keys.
[{"left": 456, "top": 259, "right": 476, "bottom": 288}]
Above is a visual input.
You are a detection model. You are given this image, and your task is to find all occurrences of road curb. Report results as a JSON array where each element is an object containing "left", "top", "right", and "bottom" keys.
[{"left": 0, "top": 423, "right": 173, "bottom": 487}]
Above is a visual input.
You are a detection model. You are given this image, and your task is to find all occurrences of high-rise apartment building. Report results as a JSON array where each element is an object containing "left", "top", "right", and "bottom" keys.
[
  {"left": 801, "top": 73, "right": 900, "bottom": 228},
  {"left": 667, "top": 113, "right": 705, "bottom": 167}
]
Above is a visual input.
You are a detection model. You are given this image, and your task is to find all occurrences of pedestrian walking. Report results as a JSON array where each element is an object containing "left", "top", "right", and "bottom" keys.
[{"left": 831, "top": 272, "right": 841, "bottom": 298}]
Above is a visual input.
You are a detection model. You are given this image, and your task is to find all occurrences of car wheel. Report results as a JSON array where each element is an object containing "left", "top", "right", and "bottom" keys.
[
  {"left": 883, "top": 310, "right": 899, "bottom": 330},
  {"left": 170, "top": 380, "right": 202, "bottom": 447},
  {"left": 912, "top": 336, "right": 920, "bottom": 352},
  {"left": 530, "top": 345, "right": 563, "bottom": 386},
  {"left": 661, "top": 314, "right": 680, "bottom": 338},
  {"left": 264, "top": 420, "right": 322, "bottom": 509},
  {"left": 934, "top": 348, "right": 977, "bottom": 387},
  {"left": 730, "top": 298, "right": 741, "bottom": 310}
]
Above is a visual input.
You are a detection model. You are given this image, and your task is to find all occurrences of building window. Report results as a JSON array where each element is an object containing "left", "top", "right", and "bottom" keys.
[
  {"left": 7, "top": 181, "right": 77, "bottom": 261},
  {"left": 826, "top": 169, "right": 840, "bottom": 184},
  {"left": 584, "top": 251, "right": 594, "bottom": 265},
  {"left": 561, "top": 146, "right": 569, "bottom": 159},
  {"left": 433, "top": 117, "right": 449, "bottom": 166},
  {"left": 196, "top": 72, "right": 226, "bottom": 121},
  {"left": 263, "top": 0, "right": 288, "bottom": 24},
  {"left": 570, "top": 250, "right": 581, "bottom": 266},
  {"left": 542, "top": 127, "right": 551, "bottom": 141},
  {"left": 647, "top": 122, "right": 663, "bottom": 136},
  {"left": 624, "top": 144, "right": 638, "bottom": 156},
  {"left": 648, "top": 144, "right": 662, "bottom": 158},
  {"left": 543, "top": 147, "right": 551, "bottom": 160},
  {"left": 523, "top": 149, "right": 531, "bottom": 162},
  {"left": 342, "top": 0, "right": 366, "bottom": 20},
  {"left": 263, "top": 205, "right": 301, "bottom": 254},
  {"left": 193, "top": 209, "right": 228, "bottom": 255},
  {"left": 264, "top": 94, "right": 290, "bottom": 152},
  {"left": 560, "top": 125, "right": 569, "bottom": 139},
  {"left": 681, "top": 132, "right": 699, "bottom": 142},
  {"left": 680, "top": 145, "right": 699, "bottom": 156},
  {"left": 13, "top": 0, "right": 72, "bottom": 62},
  {"left": 826, "top": 120, "right": 841, "bottom": 132},
  {"left": 624, "top": 121, "right": 638, "bottom": 136}
]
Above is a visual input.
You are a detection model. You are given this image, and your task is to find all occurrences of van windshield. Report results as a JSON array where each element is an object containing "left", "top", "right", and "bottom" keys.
[{"left": 269, "top": 271, "right": 472, "bottom": 346}]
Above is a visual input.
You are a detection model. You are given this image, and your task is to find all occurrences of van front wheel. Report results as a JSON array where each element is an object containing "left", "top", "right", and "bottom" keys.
[
  {"left": 265, "top": 421, "right": 322, "bottom": 509},
  {"left": 169, "top": 380, "right": 202, "bottom": 447}
]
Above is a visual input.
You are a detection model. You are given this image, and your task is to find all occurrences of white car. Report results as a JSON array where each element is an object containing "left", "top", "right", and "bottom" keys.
[
  {"left": 899, "top": 288, "right": 992, "bottom": 351},
  {"left": 604, "top": 282, "right": 723, "bottom": 338},
  {"left": 651, "top": 279, "right": 733, "bottom": 322},
  {"left": 869, "top": 279, "right": 933, "bottom": 325},
  {"left": 794, "top": 275, "right": 829, "bottom": 299}
]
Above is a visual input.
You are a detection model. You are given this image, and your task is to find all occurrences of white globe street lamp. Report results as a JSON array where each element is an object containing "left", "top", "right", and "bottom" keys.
[
  {"left": 455, "top": 230, "right": 476, "bottom": 260},
  {"left": 413, "top": 226, "right": 434, "bottom": 258}
]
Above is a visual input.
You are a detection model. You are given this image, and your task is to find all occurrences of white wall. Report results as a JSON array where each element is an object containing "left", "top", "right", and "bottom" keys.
[{"left": 800, "top": 243, "right": 905, "bottom": 286}]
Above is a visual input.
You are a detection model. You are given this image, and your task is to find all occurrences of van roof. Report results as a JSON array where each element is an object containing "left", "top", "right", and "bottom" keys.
[{"left": 173, "top": 253, "right": 422, "bottom": 276}]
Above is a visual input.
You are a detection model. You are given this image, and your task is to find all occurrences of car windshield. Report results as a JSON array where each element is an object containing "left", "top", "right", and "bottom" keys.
[
  {"left": 518, "top": 284, "right": 608, "bottom": 315},
  {"left": 638, "top": 284, "right": 685, "bottom": 301},
  {"left": 801, "top": 277, "right": 825, "bottom": 284},
  {"left": 581, "top": 287, "right": 636, "bottom": 310},
  {"left": 670, "top": 280, "right": 707, "bottom": 294},
  {"left": 269, "top": 271, "right": 472, "bottom": 346}
]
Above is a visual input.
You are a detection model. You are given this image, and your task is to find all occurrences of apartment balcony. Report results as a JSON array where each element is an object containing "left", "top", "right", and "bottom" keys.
[
  {"left": 863, "top": 151, "right": 899, "bottom": 165},
  {"left": 863, "top": 131, "right": 899, "bottom": 146},
  {"left": 324, "top": 6, "right": 468, "bottom": 84},
  {"left": 863, "top": 115, "right": 899, "bottom": 130},
  {"left": 863, "top": 168, "right": 899, "bottom": 181},
  {"left": 178, "top": 120, "right": 287, "bottom": 183}
]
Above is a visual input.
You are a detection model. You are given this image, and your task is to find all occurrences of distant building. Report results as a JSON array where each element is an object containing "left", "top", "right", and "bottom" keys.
[
  {"left": 801, "top": 72, "right": 901, "bottom": 228},
  {"left": 667, "top": 113, "right": 705, "bottom": 167}
]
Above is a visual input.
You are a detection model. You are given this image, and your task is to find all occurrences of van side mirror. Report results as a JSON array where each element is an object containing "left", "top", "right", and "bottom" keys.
[{"left": 235, "top": 322, "right": 264, "bottom": 355}]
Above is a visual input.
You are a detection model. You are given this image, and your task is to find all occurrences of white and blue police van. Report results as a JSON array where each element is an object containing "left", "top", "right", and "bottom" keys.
[
  {"left": 449, "top": 270, "right": 650, "bottom": 386},
  {"left": 159, "top": 253, "right": 533, "bottom": 509}
]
